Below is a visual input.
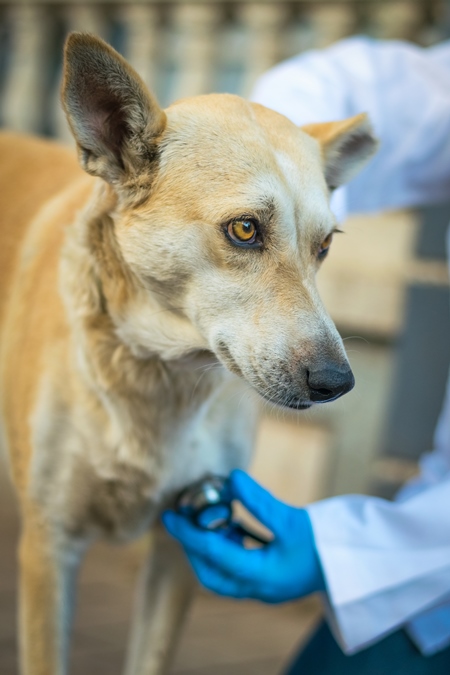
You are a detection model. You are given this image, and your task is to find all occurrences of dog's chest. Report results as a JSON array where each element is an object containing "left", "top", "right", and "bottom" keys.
[
  {"left": 82, "top": 463, "right": 158, "bottom": 540},
  {"left": 76, "top": 376, "right": 258, "bottom": 541}
]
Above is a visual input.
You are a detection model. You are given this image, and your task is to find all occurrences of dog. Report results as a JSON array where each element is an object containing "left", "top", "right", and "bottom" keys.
[{"left": 0, "top": 33, "right": 377, "bottom": 675}]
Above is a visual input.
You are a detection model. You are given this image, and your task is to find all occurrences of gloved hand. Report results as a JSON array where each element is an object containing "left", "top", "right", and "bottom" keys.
[{"left": 163, "top": 469, "right": 325, "bottom": 603}]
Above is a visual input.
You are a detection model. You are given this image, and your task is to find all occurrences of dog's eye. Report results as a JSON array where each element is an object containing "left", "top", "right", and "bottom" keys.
[
  {"left": 227, "top": 220, "right": 258, "bottom": 246},
  {"left": 318, "top": 233, "right": 333, "bottom": 260}
]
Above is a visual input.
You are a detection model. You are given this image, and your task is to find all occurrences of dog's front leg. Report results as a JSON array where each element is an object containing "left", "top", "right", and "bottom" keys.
[
  {"left": 18, "top": 510, "right": 83, "bottom": 675},
  {"left": 124, "top": 526, "right": 195, "bottom": 675}
]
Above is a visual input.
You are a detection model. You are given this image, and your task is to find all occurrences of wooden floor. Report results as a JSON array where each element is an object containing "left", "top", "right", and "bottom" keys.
[{"left": 0, "top": 468, "right": 321, "bottom": 675}]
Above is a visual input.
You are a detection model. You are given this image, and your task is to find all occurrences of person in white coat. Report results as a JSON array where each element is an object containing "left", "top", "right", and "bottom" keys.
[{"left": 164, "top": 37, "right": 450, "bottom": 674}]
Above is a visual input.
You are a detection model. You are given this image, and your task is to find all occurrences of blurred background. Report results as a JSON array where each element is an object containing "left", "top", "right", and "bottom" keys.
[{"left": 0, "top": 1, "right": 449, "bottom": 673}]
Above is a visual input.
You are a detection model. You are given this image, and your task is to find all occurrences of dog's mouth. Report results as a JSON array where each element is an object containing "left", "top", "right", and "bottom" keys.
[
  {"left": 214, "top": 341, "right": 313, "bottom": 411},
  {"left": 259, "top": 391, "right": 312, "bottom": 411},
  {"left": 286, "top": 401, "right": 312, "bottom": 411},
  {"left": 215, "top": 341, "right": 245, "bottom": 379}
]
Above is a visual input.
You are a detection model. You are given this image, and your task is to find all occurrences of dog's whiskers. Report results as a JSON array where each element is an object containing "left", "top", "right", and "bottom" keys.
[
  {"left": 189, "top": 362, "right": 223, "bottom": 402},
  {"left": 343, "top": 335, "right": 370, "bottom": 345}
]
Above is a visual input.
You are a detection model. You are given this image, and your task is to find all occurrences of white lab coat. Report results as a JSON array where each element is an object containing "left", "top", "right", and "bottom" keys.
[{"left": 251, "top": 37, "right": 450, "bottom": 656}]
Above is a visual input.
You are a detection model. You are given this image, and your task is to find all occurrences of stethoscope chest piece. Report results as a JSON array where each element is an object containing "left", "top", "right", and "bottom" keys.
[
  {"left": 176, "top": 475, "right": 232, "bottom": 531},
  {"left": 175, "top": 474, "right": 270, "bottom": 546}
]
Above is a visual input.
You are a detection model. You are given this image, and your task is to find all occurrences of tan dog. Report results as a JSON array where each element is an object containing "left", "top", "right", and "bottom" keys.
[{"left": 0, "top": 33, "right": 377, "bottom": 675}]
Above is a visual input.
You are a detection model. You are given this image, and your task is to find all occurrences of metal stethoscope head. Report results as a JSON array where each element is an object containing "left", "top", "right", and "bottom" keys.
[{"left": 175, "top": 474, "right": 270, "bottom": 546}]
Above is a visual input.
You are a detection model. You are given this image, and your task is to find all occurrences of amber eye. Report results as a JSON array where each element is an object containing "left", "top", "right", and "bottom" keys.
[
  {"left": 318, "top": 233, "right": 333, "bottom": 259},
  {"left": 227, "top": 220, "right": 258, "bottom": 245}
]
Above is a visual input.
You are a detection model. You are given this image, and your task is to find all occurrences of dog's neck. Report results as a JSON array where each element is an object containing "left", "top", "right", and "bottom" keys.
[{"left": 60, "top": 182, "right": 224, "bottom": 418}]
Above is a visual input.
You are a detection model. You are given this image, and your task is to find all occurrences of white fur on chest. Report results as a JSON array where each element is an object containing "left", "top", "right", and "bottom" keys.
[{"left": 157, "top": 375, "right": 259, "bottom": 500}]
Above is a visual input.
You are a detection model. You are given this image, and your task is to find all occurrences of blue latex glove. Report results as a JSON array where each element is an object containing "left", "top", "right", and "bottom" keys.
[{"left": 163, "top": 469, "right": 325, "bottom": 603}]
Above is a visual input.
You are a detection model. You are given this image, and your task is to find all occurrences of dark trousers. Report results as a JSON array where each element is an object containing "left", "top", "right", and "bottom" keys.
[{"left": 285, "top": 621, "right": 450, "bottom": 675}]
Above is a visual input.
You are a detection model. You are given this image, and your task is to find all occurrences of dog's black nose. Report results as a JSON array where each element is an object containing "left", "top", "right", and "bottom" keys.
[{"left": 307, "top": 366, "right": 355, "bottom": 403}]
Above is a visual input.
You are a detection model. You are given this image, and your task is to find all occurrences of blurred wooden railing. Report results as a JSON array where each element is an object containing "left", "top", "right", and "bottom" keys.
[{"left": 0, "top": 1, "right": 445, "bottom": 141}]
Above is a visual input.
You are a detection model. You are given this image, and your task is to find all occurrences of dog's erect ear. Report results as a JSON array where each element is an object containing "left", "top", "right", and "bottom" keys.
[
  {"left": 302, "top": 113, "right": 378, "bottom": 190},
  {"left": 62, "top": 33, "right": 166, "bottom": 184}
]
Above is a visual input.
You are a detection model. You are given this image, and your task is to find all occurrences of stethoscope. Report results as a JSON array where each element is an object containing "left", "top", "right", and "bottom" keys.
[{"left": 175, "top": 474, "right": 271, "bottom": 546}]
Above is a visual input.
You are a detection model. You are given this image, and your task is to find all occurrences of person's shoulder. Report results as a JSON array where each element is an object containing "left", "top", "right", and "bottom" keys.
[{"left": 251, "top": 36, "right": 377, "bottom": 93}]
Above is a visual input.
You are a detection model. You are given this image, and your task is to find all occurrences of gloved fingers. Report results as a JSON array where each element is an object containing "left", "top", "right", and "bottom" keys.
[
  {"left": 224, "top": 523, "right": 247, "bottom": 545},
  {"left": 163, "top": 510, "right": 263, "bottom": 579},
  {"left": 229, "top": 470, "right": 291, "bottom": 537},
  {"left": 188, "top": 552, "right": 289, "bottom": 603},
  {"left": 187, "top": 552, "right": 250, "bottom": 599}
]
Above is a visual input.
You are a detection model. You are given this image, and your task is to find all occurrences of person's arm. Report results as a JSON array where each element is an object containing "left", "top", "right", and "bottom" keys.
[
  {"left": 251, "top": 36, "right": 450, "bottom": 216},
  {"left": 307, "top": 476, "right": 450, "bottom": 655},
  {"left": 164, "top": 469, "right": 450, "bottom": 656}
]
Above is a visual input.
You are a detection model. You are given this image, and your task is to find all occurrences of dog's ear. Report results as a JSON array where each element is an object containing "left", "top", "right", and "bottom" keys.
[
  {"left": 62, "top": 32, "right": 166, "bottom": 184},
  {"left": 302, "top": 113, "right": 378, "bottom": 190}
]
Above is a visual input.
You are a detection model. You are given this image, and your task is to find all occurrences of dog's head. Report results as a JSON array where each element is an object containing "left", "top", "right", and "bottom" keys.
[{"left": 62, "top": 33, "right": 378, "bottom": 410}]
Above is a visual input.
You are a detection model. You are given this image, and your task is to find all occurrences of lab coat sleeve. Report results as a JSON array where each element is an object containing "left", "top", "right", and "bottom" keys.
[
  {"left": 306, "top": 477, "right": 450, "bottom": 655},
  {"left": 250, "top": 37, "right": 450, "bottom": 217}
]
